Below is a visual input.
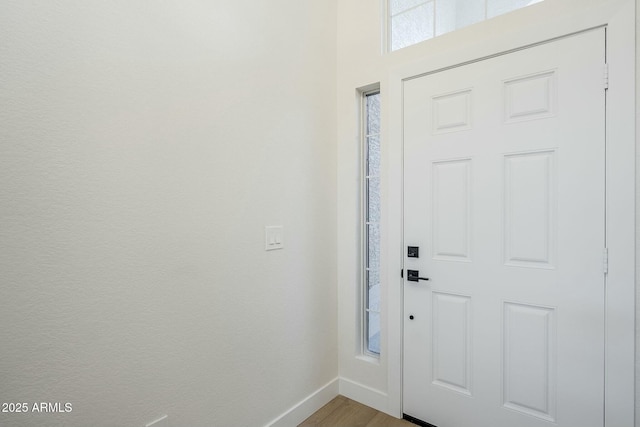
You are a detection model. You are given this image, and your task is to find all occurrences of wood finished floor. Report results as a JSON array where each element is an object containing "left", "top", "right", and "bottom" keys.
[{"left": 298, "top": 396, "right": 416, "bottom": 427}]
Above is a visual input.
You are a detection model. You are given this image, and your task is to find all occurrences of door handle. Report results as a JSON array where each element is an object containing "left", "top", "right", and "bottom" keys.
[{"left": 407, "top": 270, "right": 429, "bottom": 282}]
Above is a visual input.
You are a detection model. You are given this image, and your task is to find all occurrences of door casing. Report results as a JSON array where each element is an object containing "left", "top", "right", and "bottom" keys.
[{"left": 384, "top": 1, "right": 635, "bottom": 425}]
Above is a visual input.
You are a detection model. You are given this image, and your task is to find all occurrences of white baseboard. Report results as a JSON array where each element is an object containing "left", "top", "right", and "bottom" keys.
[
  {"left": 264, "top": 377, "right": 339, "bottom": 427},
  {"left": 338, "top": 377, "right": 390, "bottom": 416}
]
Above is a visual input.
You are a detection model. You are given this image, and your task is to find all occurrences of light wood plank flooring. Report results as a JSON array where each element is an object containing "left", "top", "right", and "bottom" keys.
[{"left": 298, "top": 396, "right": 416, "bottom": 427}]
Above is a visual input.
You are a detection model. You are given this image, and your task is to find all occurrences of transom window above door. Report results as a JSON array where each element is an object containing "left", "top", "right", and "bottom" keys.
[{"left": 389, "top": 0, "right": 543, "bottom": 51}]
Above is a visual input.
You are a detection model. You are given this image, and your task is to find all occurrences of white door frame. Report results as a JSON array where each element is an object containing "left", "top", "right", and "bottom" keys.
[{"left": 384, "top": 0, "right": 635, "bottom": 425}]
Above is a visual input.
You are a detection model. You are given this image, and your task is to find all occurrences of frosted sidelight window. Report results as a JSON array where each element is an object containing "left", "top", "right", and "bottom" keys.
[
  {"left": 389, "top": 0, "right": 543, "bottom": 51},
  {"left": 363, "top": 90, "right": 381, "bottom": 356}
]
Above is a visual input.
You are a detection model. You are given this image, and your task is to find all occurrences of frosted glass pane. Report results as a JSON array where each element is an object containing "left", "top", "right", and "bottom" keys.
[
  {"left": 368, "top": 223, "right": 380, "bottom": 272},
  {"left": 453, "top": 0, "right": 485, "bottom": 32},
  {"left": 363, "top": 87, "right": 381, "bottom": 357},
  {"left": 367, "top": 136, "right": 380, "bottom": 177},
  {"left": 487, "top": 0, "right": 533, "bottom": 18},
  {"left": 391, "top": 2, "right": 434, "bottom": 51},
  {"left": 368, "top": 177, "right": 380, "bottom": 223},
  {"left": 435, "top": 0, "right": 457, "bottom": 35},
  {"left": 366, "top": 93, "right": 380, "bottom": 135},
  {"left": 368, "top": 311, "right": 381, "bottom": 354},
  {"left": 437, "top": 0, "right": 485, "bottom": 36},
  {"left": 368, "top": 274, "right": 380, "bottom": 311},
  {"left": 391, "top": 0, "right": 430, "bottom": 15},
  {"left": 391, "top": 0, "right": 543, "bottom": 51}
]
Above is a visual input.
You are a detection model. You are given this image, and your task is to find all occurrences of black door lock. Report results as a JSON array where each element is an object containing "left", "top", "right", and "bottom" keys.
[
  {"left": 407, "top": 246, "right": 419, "bottom": 258},
  {"left": 407, "top": 270, "right": 429, "bottom": 282}
]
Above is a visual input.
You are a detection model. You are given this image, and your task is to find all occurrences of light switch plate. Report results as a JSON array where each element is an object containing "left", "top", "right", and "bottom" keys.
[
  {"left": 265, "top": 226, "right": 284, "bottom": 251},
  {"left": 146, "top": 415, "right": 169, "bottom": 427}
]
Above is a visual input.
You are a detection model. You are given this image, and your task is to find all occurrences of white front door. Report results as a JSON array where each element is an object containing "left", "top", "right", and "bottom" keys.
[{"left": 403, "top": 29, "right": 606, "bottom": 427}]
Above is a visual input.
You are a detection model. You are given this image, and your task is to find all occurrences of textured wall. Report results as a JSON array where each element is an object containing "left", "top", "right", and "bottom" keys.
[{"left": 0, "top": 1, "right": 337, "bottom": 426}]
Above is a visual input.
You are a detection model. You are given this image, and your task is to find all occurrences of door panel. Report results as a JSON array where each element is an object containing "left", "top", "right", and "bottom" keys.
[{"left": 403, "top": 29, "right": 605, "bottom": 427}]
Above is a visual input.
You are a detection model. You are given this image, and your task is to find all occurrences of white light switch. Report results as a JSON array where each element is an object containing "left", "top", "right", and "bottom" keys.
[{"left": 265, "top": 226, "right": 284, "bottom": 251}]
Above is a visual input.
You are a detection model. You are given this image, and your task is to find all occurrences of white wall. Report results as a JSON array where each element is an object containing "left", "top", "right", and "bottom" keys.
[
  {"left": 337, "top": 0, "right": 636, "bottom": 419},
  {"left": 336, "top": 0, "right": 385, "bottom": 395},
  {"left": 0, "top": 2, "right": 337, "bottom": 426}
]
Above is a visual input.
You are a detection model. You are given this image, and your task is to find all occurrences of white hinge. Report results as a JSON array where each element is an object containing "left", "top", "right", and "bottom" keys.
[
  {"left": 603, "top": 63, "right": 609, "bottom": 90},
  {"left": 603, "top": 248, "right": 609, "bottom": 275}
]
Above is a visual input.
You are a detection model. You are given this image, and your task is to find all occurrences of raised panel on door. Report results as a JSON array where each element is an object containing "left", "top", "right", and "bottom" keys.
[
  {"left": 503, "top": 302, "right": 556, "bottom": 422},
  {"left": 503, "top": 150, "right": 556, "bottom": 268},
  {"left": 432, "top": 159, "right": 472, "bottom": 262}
]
